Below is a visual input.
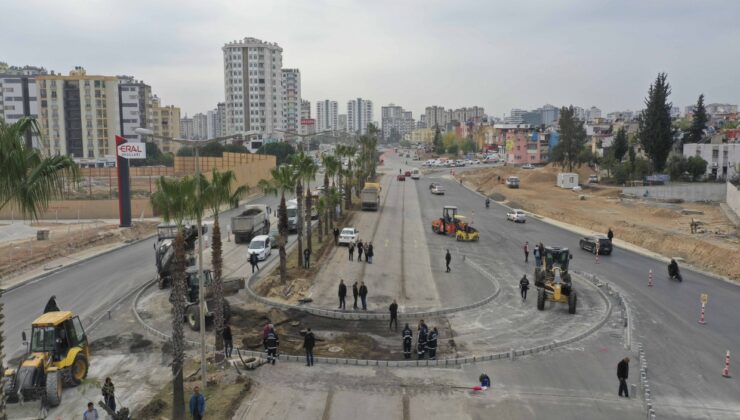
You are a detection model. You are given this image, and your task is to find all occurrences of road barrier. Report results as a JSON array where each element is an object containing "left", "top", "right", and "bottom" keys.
[
  {"left": 698, "top": 303, "right": 706, "bottom": 325},
  {"left": 648, "top": 269, "right": 653, "bottom": 287},
  {"left": 722, "top": 350, "right": 731, "bottom": 378}
]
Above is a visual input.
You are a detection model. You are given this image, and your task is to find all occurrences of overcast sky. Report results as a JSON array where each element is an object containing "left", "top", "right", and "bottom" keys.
[{"left": 4, "top": 0, "right": 739, "bottom": 118}]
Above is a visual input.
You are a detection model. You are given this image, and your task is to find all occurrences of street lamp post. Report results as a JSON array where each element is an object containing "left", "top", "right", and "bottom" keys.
[{"left": 135, "top": 128, "right": 258, "bottom": 393}]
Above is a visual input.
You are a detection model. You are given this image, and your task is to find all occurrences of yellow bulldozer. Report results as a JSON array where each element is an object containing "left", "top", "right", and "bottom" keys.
[
  {"left": 3, "top": 310, "right": 90, "bottom": 407},
  {"left": 534, "top": 246, "right": 577, "bottom": 314}
]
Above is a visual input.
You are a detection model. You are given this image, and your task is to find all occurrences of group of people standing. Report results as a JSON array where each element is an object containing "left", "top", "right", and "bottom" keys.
[
  {"left": 338, "top": 279, "right": 369, "bottom": 310},
  {"left": 347, "top": 239, "right": 374, "bottom": 263},
  {"left": 402, "top": 320, "right": 439, "bottom": 360},
  {"left": 524, "top": 241, "right": 546, "bottom": 266}
]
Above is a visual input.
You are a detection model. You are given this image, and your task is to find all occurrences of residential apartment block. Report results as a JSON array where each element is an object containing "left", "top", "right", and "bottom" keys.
[
  {"left": 151, "top": 96, "right": 181, "bottom": 153},
  {"left": 347, "top": 98, "right": 373, "bottom": 135},
  {"left": 36, "top": 67, "right": 120, "bottom": 161},
  {"left": 683, "top": 143, "right": 740, "bottom": 180},
  {"left": 281, "top": 68, "right": 301, "bottom": 141},
  {"left": 192, "top": 112, "right": 208, "bottom": 139},
  {"left": 381, "top": 104, "right": 415, "bottom": 142},
  {"left": 316, "top": 99, "right": 338, "bottom": 132},
  {"left": 0, "top": 64, "right": 46, "bottom": 148},
  {"left": 180, "top": 116, "right": 194, "bottom": 139},
  {"left": 117, "top": 76, "right": 152, "bottom": 143}
]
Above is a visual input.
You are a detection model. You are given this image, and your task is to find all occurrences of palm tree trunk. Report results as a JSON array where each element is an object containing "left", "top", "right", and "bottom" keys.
[
  {"left": 296, "top": 182, "right": 304, "bottom": 268},
  {"left": 345, "top": 162, "right": 352, "bottom": 209},
  {"left": 317, "top": 211, "right": 323, "bottom": 243},
  {"left": 171, "top": 231, "right": 187, "bottom": 419},
  {"left": 0, "top": 292, "right": 5, "bottom": 420},
  {"left": 305, "top": 182, "right": 312, "bottom": 253},
  {"left": 278, "top": 193, "right": 288, "bottom": 283},
  {"left": 211, "top": 219, "right": 224, "bottom": 357}
]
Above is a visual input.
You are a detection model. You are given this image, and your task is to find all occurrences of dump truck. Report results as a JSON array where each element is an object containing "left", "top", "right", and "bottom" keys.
[
  {"left": 534, "top": 246, "right": 577, "bottom": 314},
  {"left": 361, "top": 185, "right": 380, "bottom": 211},
  {"left": 178, "top": 267, "right": 244, "bottom": 331},
  {"left": 4, "top": 311, "right": 90, "bottom": 408},
  {"left": 287, "top": 199, "right": 299, "bottom": 233},
  {"left": 231, "top": 204, "right": 270, "bottom": 243}
]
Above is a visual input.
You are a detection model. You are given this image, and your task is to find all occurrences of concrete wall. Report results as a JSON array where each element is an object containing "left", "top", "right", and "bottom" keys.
[
  {"left": 0, "top": 199, "right": 154, "bottom": 220},
  {"left": 727, "top": 181, "right": 740, "bottom": 216},
  {"left": 621, "top": 183, "right": 726, "bottom": 202}
]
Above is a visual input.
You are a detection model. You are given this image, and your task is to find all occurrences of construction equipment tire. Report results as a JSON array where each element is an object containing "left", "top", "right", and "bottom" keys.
[
  {"left": 187, "top": 305, "right": 200, "bottom": 331},
  {"left": 45, "top": 371, "right": 62, "bottom": 407},
  {"left": 64, "top": 354, "right": 88, "bottom": 387},
  {"left": 537, "top": 288, "right": 545, "bottom": 311},
  {"left": 568, "top": 291, "right": 577, "bottom": 314}
]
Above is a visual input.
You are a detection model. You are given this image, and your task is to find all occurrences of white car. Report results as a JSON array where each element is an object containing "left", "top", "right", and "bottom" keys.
[
  {"left": 522, "top": 163, "right": 535, "bottom": 169},
  {"left": 248, "top": 235, "right": 272, "bottom": 260},
  {"left": 430, "top": 183, "right": 445, "bottom": 195},
  {"left": 338, "top": 227, "right": 359, "bottom": 245},
  {"left": 506, "top": 209, "right": 527, "bottom": 223}
]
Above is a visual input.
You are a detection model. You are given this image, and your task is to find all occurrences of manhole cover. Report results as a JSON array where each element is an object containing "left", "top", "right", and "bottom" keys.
[{"left": 327, "top": 346, "right": 343, "bottom": 353}]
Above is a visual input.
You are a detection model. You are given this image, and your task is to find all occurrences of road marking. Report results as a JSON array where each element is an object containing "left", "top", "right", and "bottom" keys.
[
  {"left": 385, "top": 239, "right": 389, "bottom": 247},
  {"left": 414, "top": 240, "right": 418, "bottom": 248}
]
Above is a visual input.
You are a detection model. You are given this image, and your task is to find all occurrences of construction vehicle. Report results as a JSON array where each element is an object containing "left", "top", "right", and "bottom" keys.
[
  {"left": 534, "top": 246, "right": 577, "bottom": 314},
  {"left": 286, "top": 199, "right": 299, "bottom": 233},
  {"left": 179, "top": 267, "right": 244, "bottom": 331},
  {"left": 431, "top": 206, "right": 471, "bottom": 236},
  {"left": 455, "top": 225, "right": 480, "bottom": 241},
  {"left": 155, "top": 223, "right": 201, "bottom": 289},
  {"left": 4, "top": 311, "right": 90, "bottom": 407},
  {"left": 361, "top": 184, "right": 380, "bottom": 211},
  {"left": 232, "top": 204, "right": 271, "bottom": 243}
]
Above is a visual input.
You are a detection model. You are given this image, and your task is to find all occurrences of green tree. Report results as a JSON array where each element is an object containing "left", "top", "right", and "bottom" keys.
[
  {"left": 632, "top": 158, "right": 654, "bottom": 180},
  {"left": 686, "top": 94, "right": 708, "bottom": 144},
  {"left": 552, "top": 106, "right": 587, "bottom": 172},
  {"left": 461, "top": 137, "right": 477, "bottom": 155},
  {"left": 666, "top": 155, "right": 687, "bottom": 180},
  {"left": 686, "top": 155, "right": 708, "bottom": 181},
  {"left": 637, "top": 73, "right": 674, "bottom": 172},
  {"left": 322, "top": 154, "right": 340, "bottom": 232},
  {"left": 447, "top": 143, "right": 459, "bottom": 155},
  {"left": 203, "top": 169, "right": 247, "bottom": 358},
  {"left": 258, "top": 166, "right": 297, "bottom": 283},
  {"left": 290, "top": 153, "right": 317, "bottom": 267},
  {"left": 200, "top": 142, "right": 225, "bottom": 157},
  {"left": 176, "top": 146, "right": 195, "bottom": 157},
  {"left": 223, "top": 143, "right": 250, "bottom": 154},
  {"left": 432, "top": 126, "right": 444, "bottom": 154},
  {"left": 150, "top": 176, "right": 197, "bottom": 420},
  {"left": 257, "top": 142, "right": 296, "bottom": 165},
  {"left": 613, "top": 163, "right": 631, "bottom": 185},
  {"left": 612, "top": 127, "right": 629, "bottom": 162}
]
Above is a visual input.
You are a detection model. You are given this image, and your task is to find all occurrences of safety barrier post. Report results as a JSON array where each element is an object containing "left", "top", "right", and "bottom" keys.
[
  {"left": 648, "top": 269, "right": 653, "bottom": 287},
  {"left": 722, "top": 350, "right": 731, "bottom": 378}
]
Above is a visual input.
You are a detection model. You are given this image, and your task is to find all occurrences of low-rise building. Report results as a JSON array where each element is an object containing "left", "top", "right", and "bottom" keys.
[{"left": 683, "top": 143, "right": 740, "bottom": 180}]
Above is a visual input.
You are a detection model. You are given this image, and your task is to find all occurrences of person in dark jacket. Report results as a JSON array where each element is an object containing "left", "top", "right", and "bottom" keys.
[
  {"left": 338, "top": 279, "right": 347, "bottom": 309},
  {"left": 427, "top": 327, "right": 438, "bottom": 359},
  {"left": 223, "top": 323, "right": 233, "bottom": 358},
  {"left": 366, "top": 242, "right": 374, "bottom": 264},
  {"left": 352, "top": 281, "right": 359, "bottom": 309},
  {"left": 417, "top": 320, "right": 428, "bottom": 359},
  {"left": 189, "top": 386, "right": 205, "bottom": 420},
  {"left": 523, "top": 241, "right": 530, "bottom": 263},
  {"left": 357, "top": 240, "right": 364, "bottom": 262},
  {"left": 249, "top": 252, "right": 260, "bottom": 273},
  {"left": 348, "top": 242, "right": 355, "bottom": 261},
  {"left": 303, "top": 328, "right": 315, "bottom": 366},
  {"left": 402, "top": 324, "right": 413, "bottom": 359},
  {"left": 519, "top": 275, "right": 530, "bottom": 300},
  {"left": 102, "top": 377, "right": 116, "bottom": 413},
  {"left": 303, "top": 248, "right": 311, "bottom": 269},
  {"left": 333, "top": 227, "right": 340, "bottom": 245},
  {"left": 607, "top": 228, "right": 614, "bottom": 242},
  {"left": 389, "top": 300, "right": 398, "bottom": 330},
  {"left": 265, "top": 328, "right": 279, "bottom": 365},
  {"left": 445, "top": 250, "right": 452, "bottom": 272},
  {"left": 358, "top": 282, "right": 368, "bottom": 310},
  {"left": 617, "top": 357, "right": 630, "bottom": 397},
  {"left": 479, "top": 373, "right": 491, "bottom": 388},
  {"left": 44, "top": 295, "right": 60, "bottom": 313}
]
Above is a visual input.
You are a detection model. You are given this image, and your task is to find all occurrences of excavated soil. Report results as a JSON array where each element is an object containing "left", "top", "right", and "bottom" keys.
[{"left": 462, "top": 165, "right": 740, "bottom": 281}]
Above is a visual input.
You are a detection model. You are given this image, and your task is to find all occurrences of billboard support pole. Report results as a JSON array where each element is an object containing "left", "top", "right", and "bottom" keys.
[{"left": 116, "top": 135, "right": 132, "bottom": 228}]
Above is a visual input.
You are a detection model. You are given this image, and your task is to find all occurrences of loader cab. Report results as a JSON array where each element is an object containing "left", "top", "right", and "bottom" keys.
[
  {"left": 544, "top": 246, "right": 572, "bottom": 272},
  {"left": 29, "top": 312, "right": 88, "bottom": 362},
  {"left": 185, "top": 267, "right": 213, "bottom": 303},
  {"left": 442, "top": 206, "right": 459, "bottom": 224}
]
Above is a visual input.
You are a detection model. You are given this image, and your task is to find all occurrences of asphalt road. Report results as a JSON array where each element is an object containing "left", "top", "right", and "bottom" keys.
[{"left": 1, "top": 194, "right": 283, "bottom": 362}]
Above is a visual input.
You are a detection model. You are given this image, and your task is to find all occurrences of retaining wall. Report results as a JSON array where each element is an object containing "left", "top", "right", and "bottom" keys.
[
  {"left": 621, "top": 183, "right": 726, "bottom": 202},
  {"left": 726, "top": 181, "right": 740, "bottom": 217}
]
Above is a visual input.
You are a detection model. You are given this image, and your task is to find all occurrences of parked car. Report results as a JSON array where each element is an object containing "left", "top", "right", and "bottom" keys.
[
  {"left": 579, "top": 234, "right": 612, "bottom": 255},
  {"left": 397, "top": 174, "right": 406, "bottom": 181},
  {"left": 429, "top": 183, "right": 445, "bottom": 195},
  {"left": 248, "top": 235, "right": 272, "bottom": 261},
  {"left": 522, "top": 163, "right": 535, "bottom": 169},
  {"left": 338, "top": 227, "right": 359, "bottom": 245},
  {"left": 506, "top": 209, "right": 527, "bottom": 223},
  {"left": 505, "top": 176, "right": 520, "bottom": 189},
  {"left": 588, "top": 175, "right": 599, "bottom": 183},
  {"left": 404, "top": 170, "right": 412, "bottom": 177}
]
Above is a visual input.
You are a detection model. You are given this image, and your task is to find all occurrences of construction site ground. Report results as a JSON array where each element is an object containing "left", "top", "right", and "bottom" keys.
[{"left": 458, "top": 164, "right": 740, "bottom": 282}]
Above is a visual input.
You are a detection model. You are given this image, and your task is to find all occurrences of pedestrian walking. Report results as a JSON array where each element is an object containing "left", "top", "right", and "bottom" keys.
[
  {"left": 617, "top": 357, "right": 630, "bottom": 398},
  {"left": 223, "top": 323, "right": 233, "bottom": 358},
  {"left": 607, "top": 228, "right": 614, "bottom": 242},
  {"left": 303, "top": 248, "right": 311, "bottom": 269},
  {"left": 427, "top": 327, "right": 438, "bottom": 359},
  {"left": 265, "top": 327, "right": 279, "bottom": 365},
  {"left": 445, "top": 249, "right": 452, "bottom": 272},
  {"left": 533, "top": 245, "right": 541, "bottom": 268},
  {"left": 333, "top": 227, "right": 340, "bottom": 245},
  {"left": 366, "top": 242, "right": 374, "bottom": 264},
  {"left": 249, "top": 252, "right": 260, "bottom": 273},
  {"left": 389, "top": 300, "right": 398, "bottom": 330},
  {"left": 359, "top": 282, "right": 368, "bottom": 310},
  {"left": 519, "top": 275, "right": 530, "bottom": 301},
  {"left": 338, "top": 279, "right": 347, "bottom": 310},
  {"left": 348, "top": 242, "right": 355, "bottom": 261},
  {"left": 352, "top": 281, "right": 359, "bottom": 309},
  {"left": 102, "top": 377, "right": 116, "bottom": 413},
  {"left": 303, "top": 327, "right": 315, "bottom": 366},
  {"left": 524, "top": 241, "right": 530, "bottom": 263},
  {"left": 402, "top": 324, "right": 413, "bottom": 359},
  {"left": 44, "top": 295, "right": 60, "bottom": 313},
  {"left": 189, "top": 386, "right": 206, "bottom": 420},
  {"left": 83, "top": 402, "right": 99, "bottom": 420},
  {"left": 357, "top": 240, "right": 364, "bottom": 262}
]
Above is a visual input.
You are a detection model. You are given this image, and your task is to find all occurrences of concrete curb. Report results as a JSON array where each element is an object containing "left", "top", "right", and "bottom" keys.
[{"left": 132, "top": 263, "right": 614, "bottom": 368}]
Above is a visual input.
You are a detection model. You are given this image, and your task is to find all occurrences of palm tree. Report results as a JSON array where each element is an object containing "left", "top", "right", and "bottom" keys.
[
  {"left": 258, "top": 165, "right": 297, "bottom": 283},
  {"left": 322, "top": 155, "right": 340, "bottom": 233},
  {"left": 339, "top": 146, "right": 357, "bottom": 210},
  {"left": 203, "top": 169, "right": 247, "bottom": 359},
  {"left": 289, "top": 153, "right": 310, "bottom": 268},
  {"left": 314, "top": 196, "right": 326, "bottom": 243},
  {"left": 293, "top": 154, "right": 318, "bottom": 253},
  {"left": 326, "top": 187, "right": 342, "bottom": 230},
  {"left": 0, "top": 117, "right": 78, "bottom": 418},
  {"left": 150, "top": 176, "right": 197, "bottom": 420}
]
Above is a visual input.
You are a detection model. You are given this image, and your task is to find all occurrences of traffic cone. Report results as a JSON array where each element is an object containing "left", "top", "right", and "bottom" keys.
[
  {"left": 648, "top": 269, "right": 653, "bottom": 287},
  {"left": 698, "top": 303, "right": 706, "bottom": 325},
  {"left": 595, "top": 250, "right": 599, "bottom": 264},
  {"left": 722, "top": 350, "right": 731, "bottom": 378}
]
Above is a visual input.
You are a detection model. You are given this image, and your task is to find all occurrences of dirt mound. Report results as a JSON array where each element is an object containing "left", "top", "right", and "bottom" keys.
[
  {"left": 138, "top": 397, "right": 166, "bottom": 419},
  {"left": 649, "top": 208, "right": 681, "bottom": 219}
]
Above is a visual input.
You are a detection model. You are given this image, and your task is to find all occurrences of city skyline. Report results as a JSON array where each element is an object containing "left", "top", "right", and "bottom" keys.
[{"left": 2, "top": 1, "right": 739, "bottom": 119}]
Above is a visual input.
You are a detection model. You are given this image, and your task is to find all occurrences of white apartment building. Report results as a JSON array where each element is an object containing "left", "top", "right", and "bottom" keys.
[
  {"left": 180, "top": 116, "right": 194, "bottom": 139},
  {"left": 36, "top": 67, "right": 120, "bottom": 160},
  {"left": 117, "top": 76, "right": 152, "bottom": 143},
  {"left": 223, "top": 37, "right": 284, "bottom": 150},
  {"left": 206, "top": 109, "right": 218, "bottom": 139},
  {"left": 347, "top": 98, "right": 373, "bottom": 135},
  {"left": 192, "top": 112, "right": 208, "bottom": 139},
  {"left": 151, "top": 96, "right": 181, "bottom": 153},
  {"left": 381, "top": 104, "right": 415, "bottom": 142},
  {"left": 281, "top": 68, "right": 301, "bottom": 141},
  {"left": 506, "top": 109, "right": 526, "bottom": 124},
  {"left": 0, "top": 65, "right": 46, "bottom": 148},
  {"left": 338, "top": 114, "right": 347, "bottom": 133},
  {"left": 316, "top": 99, "right": 338, "bottom": 132},
  {"left": 683, "top": 143, "right": 740, "bottom": 180},
  {"left": 424, "top": 106, "right": 448, "bottom": 129},
  {"left": 587, "top": 106, "right": 602, "bottom": 121}
]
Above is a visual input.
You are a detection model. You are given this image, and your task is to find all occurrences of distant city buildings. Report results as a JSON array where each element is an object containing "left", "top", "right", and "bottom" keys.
[
  {"left": 282, "top": 68, "right": 301, "bottom": 141},
  {"left": 0, "top": 64, "right": 47, "bottom": 148},
  {"left": 299, "top": 99, "right": 312, "bottom": 135},
  {"left": 338, "top": 114, "right": 347, "bottom": 133},
  {"left": 381, "top": 104, "right": 415, "bottom": 142},
  {"left": 316, "top": 99, "right": 338, "bottom": 133},
  {"left": 117, "top": 76, "right": 152, "bottom": 143},
  {"left": 151, "top": 96, "right": 181, "bottom": 153},
  {"left": 180, "top": 115, "right": 194, "bottom": 139},
  {"left": 192, "top": 112, "right": 208, "bottom": 139},
  {"left": 347, "top": 98, "right": 373, "bottom": 135}
]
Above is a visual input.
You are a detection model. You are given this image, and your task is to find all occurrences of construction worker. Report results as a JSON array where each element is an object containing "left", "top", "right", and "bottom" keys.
[
  {"left": 427, "top": 327, "right": 438, "bottom": 359},
  {"left": 265, "top": 327, "right": 279, "bottom": 365},
  {"left": 389, "top": 300, "right": 398, "bottom": 330},
  {"left": 402, "top": 324, "right": 413, "bottom": 359},
  {"left": 479, "top": 373, "right": 491, "bottom": 389},
  {"left": 417, "top": 320, "right": 428, "bottom": 359},
  {"left": 445, "top": 250, "right": 452, "bottom": 272},
  {"left": 44, "top": 295, "right": 60, "bottom": 313},
  {"left": 520, "top": 275, "right": 530, "bottom": 300},
  {"left": 338, "top": 279, "right": 347, "bottom": 310}
]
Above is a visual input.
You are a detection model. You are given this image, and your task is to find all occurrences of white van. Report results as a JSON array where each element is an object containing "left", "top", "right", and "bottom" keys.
[
  {"left": 248, "top": 235, "right": 272, "bottom": 261},
  {"left": 506, "top": 176, "right": 520, "bottom": 189},
  {"left": 411, "top": 168, "right": 421, "bottom": 179}
]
